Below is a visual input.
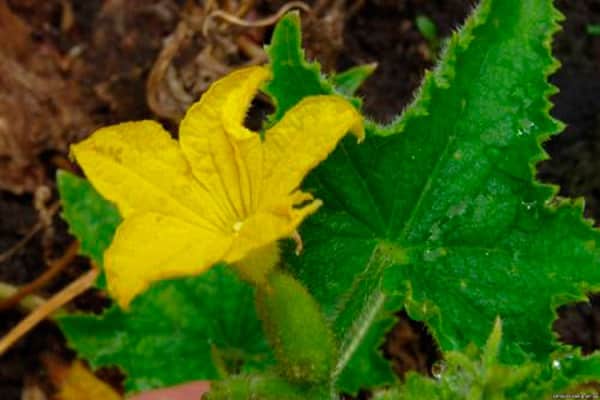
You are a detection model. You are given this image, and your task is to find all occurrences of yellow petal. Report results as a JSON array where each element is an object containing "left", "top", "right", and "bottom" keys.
[
  {"left": 105, "top": 212, "right": 232, "bottom": 308},
  {"left": 261, "top": 95, "right": 364, "bottom": 201},
  {"left": 179, "top": 66, "right": 270, "bottom": 220},
  {"left": 56, "top": 362, "right": 121, "bottom": 400},
  {"left": 225, "top": 190, "right": 322, "bottom": 264},
  {"left": 71, "top": 121, "right": 226, "bottom": 231}
]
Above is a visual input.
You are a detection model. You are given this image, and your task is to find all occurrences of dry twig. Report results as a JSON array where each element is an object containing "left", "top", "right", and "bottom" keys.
[
  {"left": 0, "top": 266, "right": 99, "bottom": 356},
  {"left": 0, "top": 241, "right": 79, "bottom": 312},
  {"left": 202, "top": 1, "right": 311, "bottom": 36}
]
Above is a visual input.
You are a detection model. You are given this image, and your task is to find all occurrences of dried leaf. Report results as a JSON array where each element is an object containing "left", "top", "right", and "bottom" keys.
[{"left": 56, "top": 362, "right": 121, "bottom": 400}]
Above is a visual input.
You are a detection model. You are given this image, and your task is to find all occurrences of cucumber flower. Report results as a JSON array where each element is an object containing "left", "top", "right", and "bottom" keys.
[{"left": 72, "top": 66, "right": 363, "bottom": 308}]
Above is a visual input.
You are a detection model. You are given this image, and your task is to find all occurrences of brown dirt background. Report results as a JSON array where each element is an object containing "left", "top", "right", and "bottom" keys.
[{"left": 0, "top": 0, "right": 599, "bottom": 398}]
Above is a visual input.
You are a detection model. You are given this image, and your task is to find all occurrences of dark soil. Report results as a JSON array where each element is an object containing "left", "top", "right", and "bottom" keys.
[
  {"left": 542, "top": 0, "right": 600, "bottom": 355},
  {"left": 1, "top": 0, "right": 600, "bottom": 398}
]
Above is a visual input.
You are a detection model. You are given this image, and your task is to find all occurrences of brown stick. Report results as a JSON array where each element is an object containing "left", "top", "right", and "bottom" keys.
[
  {"left": 0, "top": 241, "right": 79, "bottom": 312},
  {"left": 0, "top": 267, "right": 99, "bottom": 356}
]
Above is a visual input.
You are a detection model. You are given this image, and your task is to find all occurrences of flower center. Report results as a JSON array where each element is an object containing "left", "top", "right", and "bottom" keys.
[{"left": 233, "top": 221, "right": 244, "bottom": 233}]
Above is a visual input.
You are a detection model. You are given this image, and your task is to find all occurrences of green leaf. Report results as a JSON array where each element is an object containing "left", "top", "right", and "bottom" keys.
[
  {"left": 57, "top": 171, "right": 120, "bottom": 267},
  {"left": 59, "top": 266, "right": 273, "bottom": 393},
  {"left": 331, "top": 63, "right": 377, "bottom": 97},
  {"left": 57, "top": 171, "right": 120, "bottom": 287},
  {"left": 57, "top": 174, "right": 273, "bottom": 393},
  {"left": 373, "top": 0, "right": 583, "bottom": 365},
  {"left": 268, "top": 0, "right": 600, "bottom": 393}
]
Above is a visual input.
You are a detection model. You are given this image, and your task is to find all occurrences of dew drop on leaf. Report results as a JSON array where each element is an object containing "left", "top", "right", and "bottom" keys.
[
  {"left": 521, "top": 200, "right": 536, "bottom": 211},
  {"left": 552, "top": 359, "right": 561, "bottom": 370}
]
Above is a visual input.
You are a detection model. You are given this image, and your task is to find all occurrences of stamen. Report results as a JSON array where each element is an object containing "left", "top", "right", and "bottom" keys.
[{"left": 292, "top": 230, "right": 303, "bottom": 255}]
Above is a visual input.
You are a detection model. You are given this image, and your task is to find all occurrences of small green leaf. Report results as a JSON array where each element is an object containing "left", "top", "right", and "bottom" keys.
[
  {"left": 264, "top": 11, "right": 333, "bottom": 123},
  {"left": 331, "top": 63, "right": 377, "bottom": 97},
  {"left": 57, "top": 174, "right": 273, "bottom": 393},
  {"left": 264, "top": 11, "right": 361, "bottom": 124},
  {"left": 587, "top": 24, "right": 600, "bottom": 36},
  {"left": 416, "top": 15, "right": 438, "bottom": 42}
]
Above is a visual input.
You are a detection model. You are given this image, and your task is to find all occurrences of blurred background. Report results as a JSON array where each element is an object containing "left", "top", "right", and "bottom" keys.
[{"left": 0, "top": 0, "right": 599, "bottom": 398}]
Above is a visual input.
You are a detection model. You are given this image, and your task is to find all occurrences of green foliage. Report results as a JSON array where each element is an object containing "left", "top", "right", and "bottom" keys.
[
  {"left": 59, "top": 266, "right": 272, "bottom": 393},
  {"left": 266, "top": 0, "right": 600, "bottom": 395},
  {"left": 57, "top": 173, "right": 272, "bottom": 393},
  {"left": 256, "top": 271, "right": 336, "bottom": 383},
  {"left": 373, "top": 319, "right": 531, "bottom": 399},
  {"left": 373, "top": 321, "right": 600, "bottom": 400},
  {"left": 57, "top": 0, "right": 600, "bottom": 398}
]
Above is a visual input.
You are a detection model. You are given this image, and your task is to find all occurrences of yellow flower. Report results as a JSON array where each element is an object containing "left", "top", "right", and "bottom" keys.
[{"left": 72, "top": 66, "right": 364, "bottom": 308}]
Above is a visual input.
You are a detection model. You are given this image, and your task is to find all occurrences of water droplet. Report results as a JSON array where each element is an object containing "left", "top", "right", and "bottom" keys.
[
  {"left": 552, "top": 359, "right": 561, "bottom": 370},
  {"left": 521, "top": 119, "right": 535, "bottom": 131},
  {"left": 410, "top": 155, "right": 416, "bottom": 161},
  {"left": 516, "top": 119, "right": 535, "bottom": 137},
  {"left": 432, "top": 361, "right": 446, "bottom": 379},
  {"left": 521, "top": 200, "right": 535, "bottom": 211}
]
